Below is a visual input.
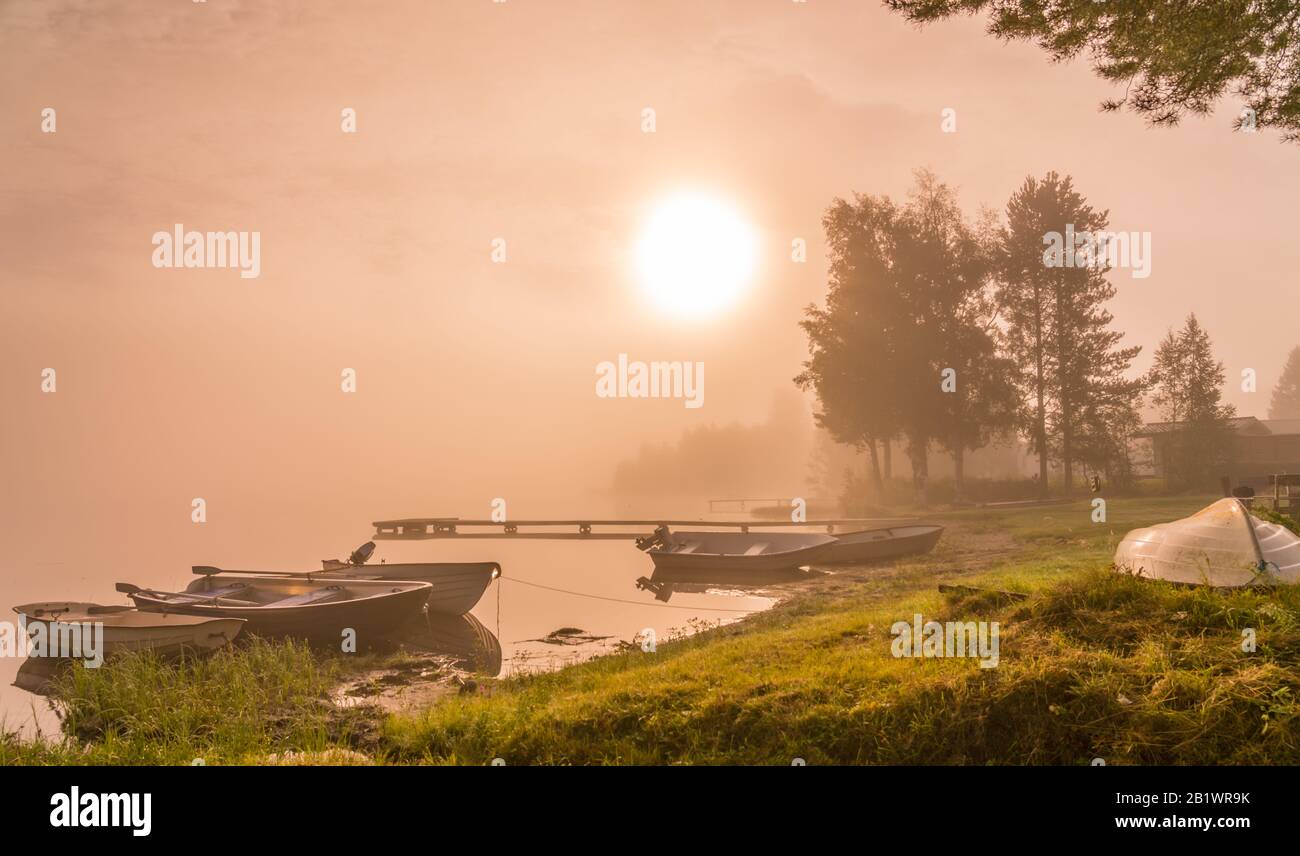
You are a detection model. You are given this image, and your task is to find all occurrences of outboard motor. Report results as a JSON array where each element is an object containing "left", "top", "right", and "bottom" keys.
[{"left": 349, "top": 541, "right": 377, "bottom": 566}]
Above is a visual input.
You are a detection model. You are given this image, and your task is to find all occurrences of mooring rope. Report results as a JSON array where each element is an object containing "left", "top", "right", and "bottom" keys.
[{"left": 500, "top": 575, "right": 762, "bottom": 613}]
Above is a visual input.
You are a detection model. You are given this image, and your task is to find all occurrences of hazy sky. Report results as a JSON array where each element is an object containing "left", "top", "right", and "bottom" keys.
[{"left": 3, "top": 1, "right": 1297, "bottom": 565}]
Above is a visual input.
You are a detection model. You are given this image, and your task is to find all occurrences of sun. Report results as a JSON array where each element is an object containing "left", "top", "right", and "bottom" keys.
[{"left": 634, "top": 193, "right": 758, "bottom": 318}]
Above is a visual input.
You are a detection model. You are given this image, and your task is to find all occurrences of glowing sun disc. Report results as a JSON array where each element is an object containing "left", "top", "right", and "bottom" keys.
[{"left": 634, "top": 193, "right": 758, "bottom": 318}]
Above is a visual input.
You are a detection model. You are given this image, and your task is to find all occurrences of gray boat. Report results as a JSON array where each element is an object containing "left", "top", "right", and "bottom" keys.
[
  {"left": 318, "top": 542, "right": 500, "bottom": 615},
  {"left": 121, "top": 576, "right": 431, "bottom": 644},
  {"left": 820, "top": 525, "right": 944, "bottom": 564},
  {"left": 636, "top": 526, "right": 837, "bottom": 573}
]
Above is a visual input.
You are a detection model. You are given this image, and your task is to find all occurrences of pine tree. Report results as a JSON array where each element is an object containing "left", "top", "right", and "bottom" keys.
[
  {"left": 1269, "top": 346, "right": 1300, "bottom": 419},
  {"left": 998, "top": 172, "right": 1143, "bottom": 496},
  {"left": 1145, "top": 314, "right": 1236, "bottom": 488},
  {"left": 1148, "top": 329, "right": 1187, "bottom": 424}
]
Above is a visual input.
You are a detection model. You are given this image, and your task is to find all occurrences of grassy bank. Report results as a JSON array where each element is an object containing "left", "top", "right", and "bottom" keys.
[
  {"left": 0, "top": 639, "right": 378, "bottom": 765},
  {"left": 6, "top": 495, "right": 1299, "bottom": 764},
  {"left": 382, "top": 496, "right": 1300, "bottom": 764}
]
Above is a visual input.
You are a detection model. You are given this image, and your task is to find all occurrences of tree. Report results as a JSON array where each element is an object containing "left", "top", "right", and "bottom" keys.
[
  {"left": 886, "top": 170, "right": 985, "bottom": 500},
  {"left": 797, "top": 170, "right": 1013, "bottom": 504},
  {"left": 938, "top": 320, "right": 1020, "bottom": 502},
  {"left": 927, "top": 206, "right": 1019, "bottom": 502},
  {"left": 1145, "top": 314, "right": 1237, "bottom": 488},
  {"left": 1074, "top": 393, "right": 1143, "bottom": 489},
  {"left": 796, "top": 193, "right": 904, "bottom": 492},
  {"left": 885, "top": 1, "right": 1300, "bottom": 142},
  {"left": 1148, "top": 329, "right": 1189, "bottom": 424},
  {"left": 1269, "top": 346, "right": 1300, "bottom": 419},
  {"left": 997, "top": 172, "right": 1144, "bottom": 496},
  {"left": 997, "top": 177, "right": 1054, "bottom": 497}
]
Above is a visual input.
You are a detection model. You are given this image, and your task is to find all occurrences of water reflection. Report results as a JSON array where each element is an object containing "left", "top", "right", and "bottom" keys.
[
  {"left": 635, "top": 565, "right": 825, "bottom": 602},
  {"left": 13, "top": 657, "right": 68, "bottom": 697},
  {"left": 389, "top": 611, "right": 503, "bottom": 677}
]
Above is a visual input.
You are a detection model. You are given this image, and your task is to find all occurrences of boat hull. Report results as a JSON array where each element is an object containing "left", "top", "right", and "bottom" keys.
[
  {"left": 13, "top": 602, "right": 245, "bottom": 658},
  {"left": 1114, "top": 498, "right": 1300, "bottom": 586},
  {"left": 821, "top": 525, "right": 944, "bottom": 564},
  {"left": 128, "top": 577, "right": 431, "bottom": 644},
  {"left": 643, "top": 531, "right": 837, "bottom": 573},
  {"left": 318, "top": 562, "right": 499, "bottom": 616}
]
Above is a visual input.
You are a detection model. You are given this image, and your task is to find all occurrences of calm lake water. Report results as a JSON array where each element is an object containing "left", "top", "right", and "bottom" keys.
[{"left": 1, "top": 532, "right": 779, "bottom": 739}]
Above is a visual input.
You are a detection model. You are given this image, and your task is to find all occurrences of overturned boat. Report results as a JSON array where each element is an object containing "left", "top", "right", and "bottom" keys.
[
  {"left": 636, "top": 526, "right": 837, "bottom": 573},
  {"left": 1113, "top": 498, "right": 1300, "bottom": 587},
  {"left": 120, "top": 576, "right": 431, "bottom": 643},
  {"left": 821, "top": 525, "right": 944, "bottom": 564},
  {"left": 13, "top": 602, "right": 244, "bottom": 658}
]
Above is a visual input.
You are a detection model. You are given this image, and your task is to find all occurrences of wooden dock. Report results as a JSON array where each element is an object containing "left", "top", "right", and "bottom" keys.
[{"left": 371, "top": 516, "right": 917, "bottom": 541}]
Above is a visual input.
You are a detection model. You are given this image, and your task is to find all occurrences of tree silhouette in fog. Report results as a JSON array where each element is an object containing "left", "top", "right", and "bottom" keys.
[
  {"left": 1270, "top": 346, "right": 1300, "bottom": 419},
  {"left": 1147, "top": 314, "right": 1237, "bottom": 488},
  {"left": 797, "top": 170, "right": 1016, "bottom": 504}
]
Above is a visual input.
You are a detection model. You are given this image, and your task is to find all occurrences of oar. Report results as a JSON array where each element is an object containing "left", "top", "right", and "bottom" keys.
[
  {"left": 192, "top": 565, "right": 323, "bottom": 578},
  {"left": 193, "top": 540, "right": 376, "bottom": 578}
]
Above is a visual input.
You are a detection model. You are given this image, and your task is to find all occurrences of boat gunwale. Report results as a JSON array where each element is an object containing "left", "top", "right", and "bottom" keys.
[
  {"left": 134, "top": 576, "right": 433, "bottom": 614},
  {"left": 646, "top": 530, "right": 837, "bottom": 560},
  {"left": 12, "top": 602, "right": 248, "bottom": 629},
  {"left": 316, "top": 561, "right": 502, "bottom": 579},
  {"left": 831, "top": 524, "right": 943, "bottom": 540}
]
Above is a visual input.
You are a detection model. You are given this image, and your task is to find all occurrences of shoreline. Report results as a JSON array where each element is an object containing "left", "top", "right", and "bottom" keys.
[{"left": 7, "top": 495, "right": 1300, "bottom": 765}]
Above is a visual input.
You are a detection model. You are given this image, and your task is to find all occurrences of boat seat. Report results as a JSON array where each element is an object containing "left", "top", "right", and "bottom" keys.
[
  {"left": 743, "top": 543, "right": 769, "bottom": 556},
  {"left": 266, "top": 586, "right": 347, "bottom": 607}
]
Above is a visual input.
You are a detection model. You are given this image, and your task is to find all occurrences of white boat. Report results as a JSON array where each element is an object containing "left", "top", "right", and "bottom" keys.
[
  {"left": 1113, "top": 498, "right": 1300, "bottom": 587},
  {"left": 821, "top": 525, "right": 944, "bottom": 564},
  {"left": 12, "top": 602, "right": 245, "bottom": 658},
  {"left": 636, "top": 526, "right": 837, "bottom": 573}
]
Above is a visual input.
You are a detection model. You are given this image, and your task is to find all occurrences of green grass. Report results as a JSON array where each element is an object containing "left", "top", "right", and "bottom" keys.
[
  {"left": 380, "top": 568, "right": 1300, "bottom": 765},
  {"left": 0, "top": 638, "right": 375, "bottom": 765},
  {"left": 7, "top": 494, "right": 1299, "bottom": 765},
  {"left": 381, "top": 495, "right": 1300, "bottom": 764}
]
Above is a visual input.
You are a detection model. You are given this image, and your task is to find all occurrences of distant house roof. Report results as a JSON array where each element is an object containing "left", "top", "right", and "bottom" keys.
[
  {"left": 1262, "top": 419, "right": 1300, "bottom": 436},
  {"left": 1135, "top": 416, "right": 1267, "bottom": 438},
  {"left": 1135, "top": 416, "right": 1300, "bottom": 438}
]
